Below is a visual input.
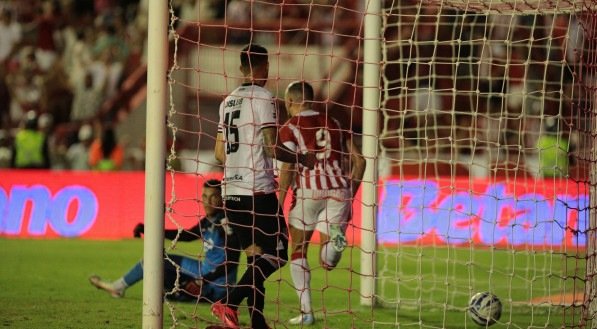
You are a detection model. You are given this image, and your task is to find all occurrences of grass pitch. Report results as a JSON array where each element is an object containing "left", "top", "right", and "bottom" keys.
[{"left": 0, "top": 238, "right": 583, "bottom": 328}]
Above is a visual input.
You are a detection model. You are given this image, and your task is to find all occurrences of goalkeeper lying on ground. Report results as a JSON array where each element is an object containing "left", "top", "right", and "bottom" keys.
[{"left": 89, "top": 179, "right": 240, "bottom": 302}]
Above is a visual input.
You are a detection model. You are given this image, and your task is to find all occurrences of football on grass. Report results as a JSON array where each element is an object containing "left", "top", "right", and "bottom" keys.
[{"left": 468, "top": 292, "right": 502, "bottom": 326}]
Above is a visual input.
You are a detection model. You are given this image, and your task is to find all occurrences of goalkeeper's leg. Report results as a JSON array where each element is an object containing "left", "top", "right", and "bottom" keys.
[{"left": 89, "top": 260, "right": 144, "bottom": 298}]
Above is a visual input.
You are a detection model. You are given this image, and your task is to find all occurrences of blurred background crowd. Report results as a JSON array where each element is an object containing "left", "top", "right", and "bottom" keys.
[
  {"left": 0, "top": 0, "right": 353, "bottom": 172},
  {"left": 0, "top": 0, "right": 150, "bottom": 170},
  {"left": 0, "top": 0, "right": 590, "bottom": 179},
  {"left": 0, "top": 0, "right": 236, "bottom": 171}
]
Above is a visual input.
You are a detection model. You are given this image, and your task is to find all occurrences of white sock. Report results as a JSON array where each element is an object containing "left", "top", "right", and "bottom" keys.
[
  {"left": 290, "top": 257, "right": 312, "bottom": 314},
  {"left": 112, "top": 278, "right": 128, "bottom": 292},
  {"left": 321, "top": 242, "right": 342, "bottom": 268}
]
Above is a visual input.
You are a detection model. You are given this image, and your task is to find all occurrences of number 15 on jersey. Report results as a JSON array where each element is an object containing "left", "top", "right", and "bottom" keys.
[{"left": 224, "top": 110, "right": 240, "bottom": 154}]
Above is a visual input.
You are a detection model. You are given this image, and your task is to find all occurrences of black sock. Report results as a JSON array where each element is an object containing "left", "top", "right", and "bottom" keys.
[
  {"left": 247, "top": 278, "right": 266, "bottom": 329},
  {"left": 227, "top": 256, "right": 279, "bottom": 328}
]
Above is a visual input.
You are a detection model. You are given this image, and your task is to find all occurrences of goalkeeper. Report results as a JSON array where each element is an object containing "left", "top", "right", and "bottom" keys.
[
  {"left": 89, "top": 179, "right": 239, "bottom": 303},
  {"left": 278, "top": 81, "right": 366, "bottom": 325}
]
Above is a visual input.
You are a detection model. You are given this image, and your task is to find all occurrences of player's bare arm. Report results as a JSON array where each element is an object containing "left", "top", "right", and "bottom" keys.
[
  {"left": 262, "top": 127, "right": 316, "bottom": 168},
  {"left": 214, "top": 132, "right": 226, "bottom": 164},
  {"left": 278, "top": 161, "right": 296, "bottom": 206},
  {"left": 347, "top": 138, "right": 366, "bottom": 197}
]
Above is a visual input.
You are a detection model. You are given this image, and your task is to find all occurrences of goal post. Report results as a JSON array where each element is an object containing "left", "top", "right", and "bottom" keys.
[
  {"left": 143, "top": 0, "right": 167, "bottom": 328},
  {"left": 360, "top": 0, "right": 382, "bottom": 307}
]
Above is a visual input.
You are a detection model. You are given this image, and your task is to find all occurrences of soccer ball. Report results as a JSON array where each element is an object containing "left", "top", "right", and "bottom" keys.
[{"left": 468, "top": 292, "right": 502, "bottom": 326}]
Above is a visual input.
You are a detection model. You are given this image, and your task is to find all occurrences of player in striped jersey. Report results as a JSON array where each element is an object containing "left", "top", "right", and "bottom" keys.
[
  {"left": 278, "top": 81, "right": 366, "bottom": 326},
  {"left": 211, "top": 44, "right": 315, "bottom": 329}
]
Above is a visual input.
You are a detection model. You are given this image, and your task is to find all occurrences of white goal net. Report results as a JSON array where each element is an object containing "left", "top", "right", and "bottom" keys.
[{"left": 158, "top": 0, "right": 597, "bottom": 328}]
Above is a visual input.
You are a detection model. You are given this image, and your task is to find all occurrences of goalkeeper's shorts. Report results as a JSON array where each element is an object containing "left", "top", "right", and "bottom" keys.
[{"left": 164, "top": 254, "right": 229, "bottom": 303}]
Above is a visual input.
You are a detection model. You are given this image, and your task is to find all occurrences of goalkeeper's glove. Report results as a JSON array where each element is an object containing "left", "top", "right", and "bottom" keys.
[
  {"left": 133, "top": 223, "right": 144, "bottom": 238},
  {"left": 183, "top": 279, "right": 202, "bottom": 297}
]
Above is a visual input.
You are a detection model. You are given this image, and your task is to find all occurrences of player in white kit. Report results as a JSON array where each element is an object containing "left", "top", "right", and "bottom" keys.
[
  {"left": 278, "top": 81, "right": 366, "bottom": 325},
  {"left": 211, "top": 45, "right": 315, "bottom": 329}
]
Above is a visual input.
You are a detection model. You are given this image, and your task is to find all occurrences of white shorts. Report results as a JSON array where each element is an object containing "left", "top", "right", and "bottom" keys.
[{"left": 288, "top": 188, "right": 351, "bottom": 234}]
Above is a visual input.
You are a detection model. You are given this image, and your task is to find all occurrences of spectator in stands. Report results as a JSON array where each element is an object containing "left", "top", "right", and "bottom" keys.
[
  {"left": 66, "top": 124, "right": 94, "bottom": 170},
  {"left": 209, "top": 0, "right": 227, "bottom": 19},
  {"left": 88, "top": 46, "right": 123, "bottom": 98},
  {"left": 536, "top": 117, "right": 572, "bottom": 178},
  {"left": 0, "top": 65, "right": 10, "bottom": 129},
  {"left": 37, "top": 112, "right": 66, "bottom": 170},
  {"left": 0, "top": 129, "right": 12, "bottom": 168},
  {"left": 124, "top": 137, "right": 146, "bottom": 171},
  {"left": 71, "top": 70, "right": 106, "bottom": 122},
  {"left": 70, "top": 0, "right": 95, "bottom": 25},
  {"left": 405, "top": 86, "right": 443, "bottom": 150},
  {"left": 30, "top": 1, "right": 61, "bottom": 72},
  {"left": 41, "top": 60, "right": 73, "bottom": 126},
  {"left": 6, "top": 47, "right": 43, "bottom": 125},
  {"left": 94, "top": 0, "right": 116, "bottom": 17},
  {"left": 89, "top": 124, "right": 124, "bottom": 170},
  {"left": 16, "top": 46, "right": 41, "bottom": 76},
  {"left": 0, "top": 8, "right": 23, "bottom": 65},
  {"left": 92, "top": 22, "right": 129, "bottom": 64},
  {"left": 10, "top": 110, "right": 50, "bottom": 169},
  {"left": 226, "top": 0, "right": 250, "bottom": 44},
  {"left": 63, "top": 29, "right": 94, "bottom": 87}
]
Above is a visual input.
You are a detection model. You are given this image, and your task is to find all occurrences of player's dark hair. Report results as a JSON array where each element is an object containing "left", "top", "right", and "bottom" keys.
[
  {"left": 287, "top": 81, "right": 314, "bottom": 102},
  {"left": 204, "top": 179, "right": 222, "bottom": 191},
  {"left": 240, "top": 44, "right": 268, "bottom": 70}
]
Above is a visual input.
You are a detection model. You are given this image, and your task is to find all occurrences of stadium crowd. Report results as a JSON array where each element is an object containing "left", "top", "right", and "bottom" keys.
[
  {"left": 380, "top": 6, "right": 589, "bottom": 179},
  {"left": 0, "top": 0, "right": 358, "bottom": 171},
  {"left": 0, "top": 0, "right": 587, "bottom": 179},
  {"left": 0, "top": 0, "right": 237, "bottom": 171},
  {"left": 0, "top": 0, "right": 150, "bottom": 170}
]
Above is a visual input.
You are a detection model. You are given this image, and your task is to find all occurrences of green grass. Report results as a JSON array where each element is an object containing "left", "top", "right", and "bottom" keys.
[{"left": 0, "top": 238, "right": 585, "bottom": 328}]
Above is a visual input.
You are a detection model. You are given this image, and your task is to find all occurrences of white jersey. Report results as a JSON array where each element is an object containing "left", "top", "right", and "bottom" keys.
[{"left": 217, "top": 83, "right": 278, "bottom": 196}]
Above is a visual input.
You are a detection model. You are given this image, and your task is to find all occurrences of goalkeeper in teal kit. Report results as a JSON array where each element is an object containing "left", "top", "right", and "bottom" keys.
[{"left": 89, "top": 179, "right": 239, "bottom": 302}]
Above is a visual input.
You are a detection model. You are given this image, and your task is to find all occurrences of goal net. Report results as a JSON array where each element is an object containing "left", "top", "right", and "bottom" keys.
[
  {"left": 160, "top": 0, "right": 597, "bottom": 328},
  {"left": 379, "top": 1, "right": 596, "bottom": 328}
]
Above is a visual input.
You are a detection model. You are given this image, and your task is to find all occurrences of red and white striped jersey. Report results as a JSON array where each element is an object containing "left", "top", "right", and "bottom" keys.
[
  {"left": 279, "top": 110, "right": 350, "bottom": 190},
  {"left": 217, "top": 83, "right": 278, "bottom": 196}
]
